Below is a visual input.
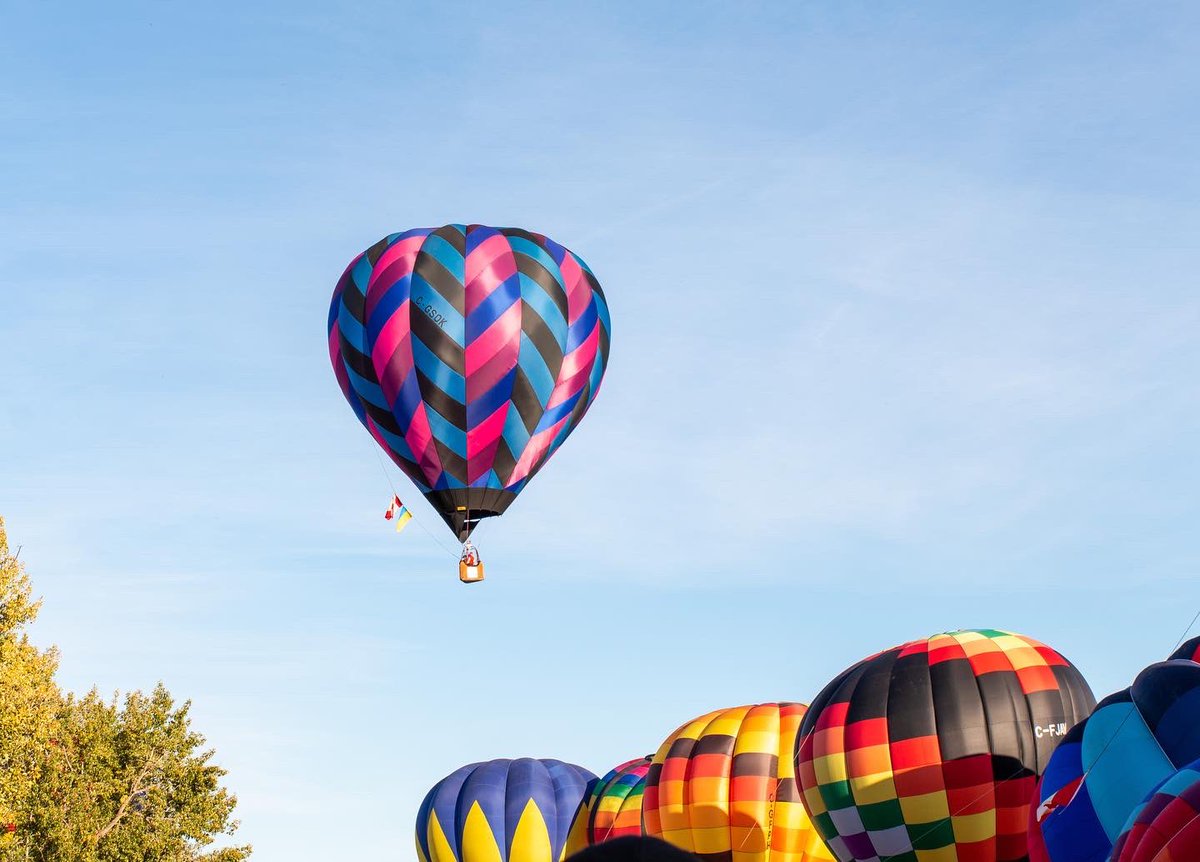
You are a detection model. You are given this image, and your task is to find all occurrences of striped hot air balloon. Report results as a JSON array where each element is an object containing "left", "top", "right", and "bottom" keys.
[
  {"left": 1109, "top": 758, "right": 1200, "bottom": 862},
  {"left": 328, "top": 225, "right": 611, "bottom": 543},
  {"left": 577, "top": 757, "right": 652, "bottom": 848},
  {"left": 1029, "top": 659, "right": 1200, "bottom": 862},
  {"left": 416, "top": 758, "right": 597, "bottom": 862},
  {"left": 643, "top": 703, "right": 835, "bottom": 862},
  {"left": 795, "top": 629, "right": 1095, "bottom": 862}
]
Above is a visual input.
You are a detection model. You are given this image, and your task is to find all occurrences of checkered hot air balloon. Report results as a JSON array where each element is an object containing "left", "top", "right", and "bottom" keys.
[
  {"left": 643, "top": 703, "right": 836, "bottom": 862},
  {"left": 1109, "top": 757, "right": 1200, "bottom": 862},
  {"left": 329, "top": 225, "right": 611, "bottom": 541},
  {"left": 795, "top": 629, "right": 1095, "bottom": 862},
  {"left": 573, "top": 757, "right": 652, "bottom": 850},
  {"left": 1028, "top": 659, "right": 1200, "bottom": 862},
  {"left": 416, "top": 758, "right": 597, "bottom": 862}
]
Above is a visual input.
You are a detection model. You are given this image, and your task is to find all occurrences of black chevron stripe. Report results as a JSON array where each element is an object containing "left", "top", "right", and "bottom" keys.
[
  {"left": 513, "top": 249, "right": 570, "bottom": 328},
  {"left": 413, "top": 249, "right": 466, "bottom": 317},
  {"left": 520, "top": 301, "right": 564, "bottom": 385},
  {"left": 510, "top": 367, "right": 542, "bottom": 435},
  {"left": 416, "top": 369, "right": 466, "bottom": 432}
]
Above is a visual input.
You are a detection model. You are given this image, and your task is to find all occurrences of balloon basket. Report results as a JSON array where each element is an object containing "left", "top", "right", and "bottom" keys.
[{"left": 459, "top": 561, "right": 484, "bottom": 584}]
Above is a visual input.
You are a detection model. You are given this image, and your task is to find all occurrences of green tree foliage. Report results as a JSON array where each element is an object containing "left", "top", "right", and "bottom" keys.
[
  {"left": 0, "top": 519, "right": 250, "bottom": 861},
  {"left": 0, "top": 517, "right": 60, "bottom": 847}
]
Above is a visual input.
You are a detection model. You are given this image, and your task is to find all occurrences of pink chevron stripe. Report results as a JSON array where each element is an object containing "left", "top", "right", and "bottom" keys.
[
  {"left": 403, "top": 401, "right": 444, "bottom": 485},
  {"left": 466, "top": 402, "right": 510, "bottom": 484},
  {"left": 464, "top": 234, "right": 518, "bottom": 315},
  {"left": 466, "top": 299, "right": 520, "bottom": 378},
  {"left": 469, "top": 344, "right": 520, "bottom": 408},
  {"left": 547, "top": 322, "right": 600, "bottom": 409},
  {"left": 557, "top": 252, "right": 591, "bottom": 325},
  {"left": 507, "top": 415, "right": 569, "bottom": 486},
  {"left": 372, "top": 300, "right": 413, "bottom": 404},
  {"left": 364, "top": 235, "right": 426, "bottom": 320},
  {"left": 328, "top": 326, "right": 352, "bottom": 399}
]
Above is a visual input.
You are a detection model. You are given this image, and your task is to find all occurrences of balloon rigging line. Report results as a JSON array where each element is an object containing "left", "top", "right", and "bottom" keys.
[
  {"left": 1170, "top": 607, "right": 1200, "bottom": 654},
  {"left": 366, "top": 440, "right": 459, "bottom": 560}
]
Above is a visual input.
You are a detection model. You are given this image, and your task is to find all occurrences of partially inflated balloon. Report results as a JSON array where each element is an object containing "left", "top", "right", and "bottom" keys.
[
  {"left": 1169, "top": 636, "right": 1200, "bottom": 663},
  {"left": 580, "top": 757, "right": 651, "bottom": 846},
  {"left": 796, "top": 629, "right": 1094, "bottom": 862},
  {"left": 1029, "top": 660, "right": 1200, "bottom": 862},
  {"left": 1110, "top": 758, "right": 1200, "bottom": 862},
  {"left": 329, "top": 225, "right": 611, "bottom": 539},
  {"left": 416, "top": 758, "right": 597, "bottom": 862},
  {"left": 643, "top": 703, "right": 835, "bottom": 862}
]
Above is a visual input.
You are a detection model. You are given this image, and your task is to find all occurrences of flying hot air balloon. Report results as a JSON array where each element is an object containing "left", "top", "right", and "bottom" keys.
[
  {"left": 643, "top": 703, "right": 835, "bottom": 862},
  {"left": 795, "top": 629, "right": 1095, "bottom": 862},
  {"left": 328, "top": 225, "right": 611, "bottom": 582},
  {"left": 416, "top": 758, "right": 597, "bottom": 862}
]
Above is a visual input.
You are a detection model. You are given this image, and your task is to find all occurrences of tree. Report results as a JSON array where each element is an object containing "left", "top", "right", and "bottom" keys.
[
  {"left": 0, "top": 519, "right": 250, "bottom": 861},
  {"left": 0, "top": 517, "right": 60, "bottom": 852},
  {"left": 23, "top": 686, "right": 250, "bottom": 862}
]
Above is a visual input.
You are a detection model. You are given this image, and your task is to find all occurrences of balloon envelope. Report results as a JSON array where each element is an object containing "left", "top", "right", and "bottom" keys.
[
  {"left": 416, "top": 758, "right": 597, "bottom": 862},
  {"left": 644, "top": 703, "right": 835, "bottom": 862},
  {"left": 329, "top": 225, "right": 611, "bottom": 539},
  {"left": 579, "top": 757, "right": 651, "bottom": 847},
  {"left": 1029, "top": 659, "right": 1200, "bottom": 862},
  {"left": 1110, "top": 758, "right": 1200, "bottom": 862},
  {"left": 1169, "top": 636, "right": 1200, "bottom": 663},
  {"left": 796, "top": 629, "right": 1094, "bottom": 862}
]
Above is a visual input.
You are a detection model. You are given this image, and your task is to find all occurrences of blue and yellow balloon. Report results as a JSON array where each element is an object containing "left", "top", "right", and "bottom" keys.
[{"left": 417, "top": 759, "right": 597, "bottom": 862}]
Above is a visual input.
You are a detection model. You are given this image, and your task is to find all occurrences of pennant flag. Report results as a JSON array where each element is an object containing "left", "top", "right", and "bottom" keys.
[
  {"left": 1037, "top": 776, "right": 1084, "bottom": 823},
  {"left": 384, "top": 496, "right": 412, "bottom": 534}
]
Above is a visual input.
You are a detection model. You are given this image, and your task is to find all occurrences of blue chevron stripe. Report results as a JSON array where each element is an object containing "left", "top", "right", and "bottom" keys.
[
  {"left": 585, "top": 352, "right": 605, "bottom": 409},
  {"left": 533, "top": 390, "right": 582, "bottom": 436},
  {"left": 393, "top": 368, "right": 425, "bottom": 437},
  {"left": 344, "top": 365, "right": 388, "bottom": 410},
  {"left": 411, "top": 338, "right": 465, "bottom": 403},
  {"left": 410, "top": 273, "right": 465, "bottom": 347},
  {"left": 517, "top": 332, "right": 555, "bottom": 406},
  {"left": 565, "top": 299, "right": 598, "bottom": 353},
  {"left": 500, "top": 406, "right": 530, "bottom": 464},
  {"left": 465, "top": 273, "right": 520, "bottom": 339},
  {"left": 469, "top": 469, "right": 503, "bottom": 490},
  {"left": 424, "top": 404, "right": 466, "bottom": 459},
  {"left": 517, "top": 272, "right": 568, "bottom": 343},
  {"left": 464, "top": 223, "right": 498, "bottom": 254},
  {"left": 364, "top": 272, "right": 414, "bottom": 338},
  {"left": 419, "top": 232, "right": 466, "bottom": 281},
  {"left": 466, "top": 367, "right": 515, "bottom": 429}
]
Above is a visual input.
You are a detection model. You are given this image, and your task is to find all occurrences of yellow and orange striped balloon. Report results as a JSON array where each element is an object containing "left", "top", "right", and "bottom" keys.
[{"left": 643, "top": 703, "right": 834, "bottom": 862}]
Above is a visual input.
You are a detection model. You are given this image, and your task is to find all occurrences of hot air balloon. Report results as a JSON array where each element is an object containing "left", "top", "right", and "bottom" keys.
[
  {"left": 416, "top": 758, "right": 597, "bottom": 862},
  {"left": 574, "top": 757, "right": 651, "bottom": 849},
  {"left": 328, "top": 225, "right": 611, "bottom": 581},
  {"left": 1109, "top": 758, "right": 1200, "bottom": 862},
  {"left": 795, "top": 629, "right": 1095, "bottom": 862},
  {"left": 643, "top": 703, "right": 835, "bottom": 862},
  {"left": 1169, "top": 636, "right": 1200, "bottom": 663},
  {"left": 1029, "top": 659, "right": 1200, "bottom": 862}
]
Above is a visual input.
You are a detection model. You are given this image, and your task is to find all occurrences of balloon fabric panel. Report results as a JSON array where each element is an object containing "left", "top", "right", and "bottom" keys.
[
  {"left": 416, "top": 758, "right": 597, "bottom": 862},
  {"left": 329, "top": 225, "right": 610, "bottom": 539},
  {"left": 643, "top": 703, "right": 835, "bottom": 862},
  {"left": 1110, "top": 759, "right": 1200, "bottom": 862},
  {"left": 567, "top": 757, "right": 652, "bottom": 852},
  {"left": 1168, "top": 636, "right": 1200, "bottom": 663},
  {"left": 795, "top": 629, "right": 1095, "bottom": 862},
  {"left": 1029, "top": 660, "right": 1200, "bottom": 862}
]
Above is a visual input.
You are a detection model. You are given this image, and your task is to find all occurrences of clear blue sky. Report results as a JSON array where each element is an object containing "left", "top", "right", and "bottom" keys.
[{"left": 3, "top": 2, "right": 1199, "bottom": 859}]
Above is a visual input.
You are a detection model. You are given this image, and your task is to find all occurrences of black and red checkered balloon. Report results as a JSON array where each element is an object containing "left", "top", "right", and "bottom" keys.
[{"left": 795, "top": 629, "right": 1095, "bottom": 862}]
